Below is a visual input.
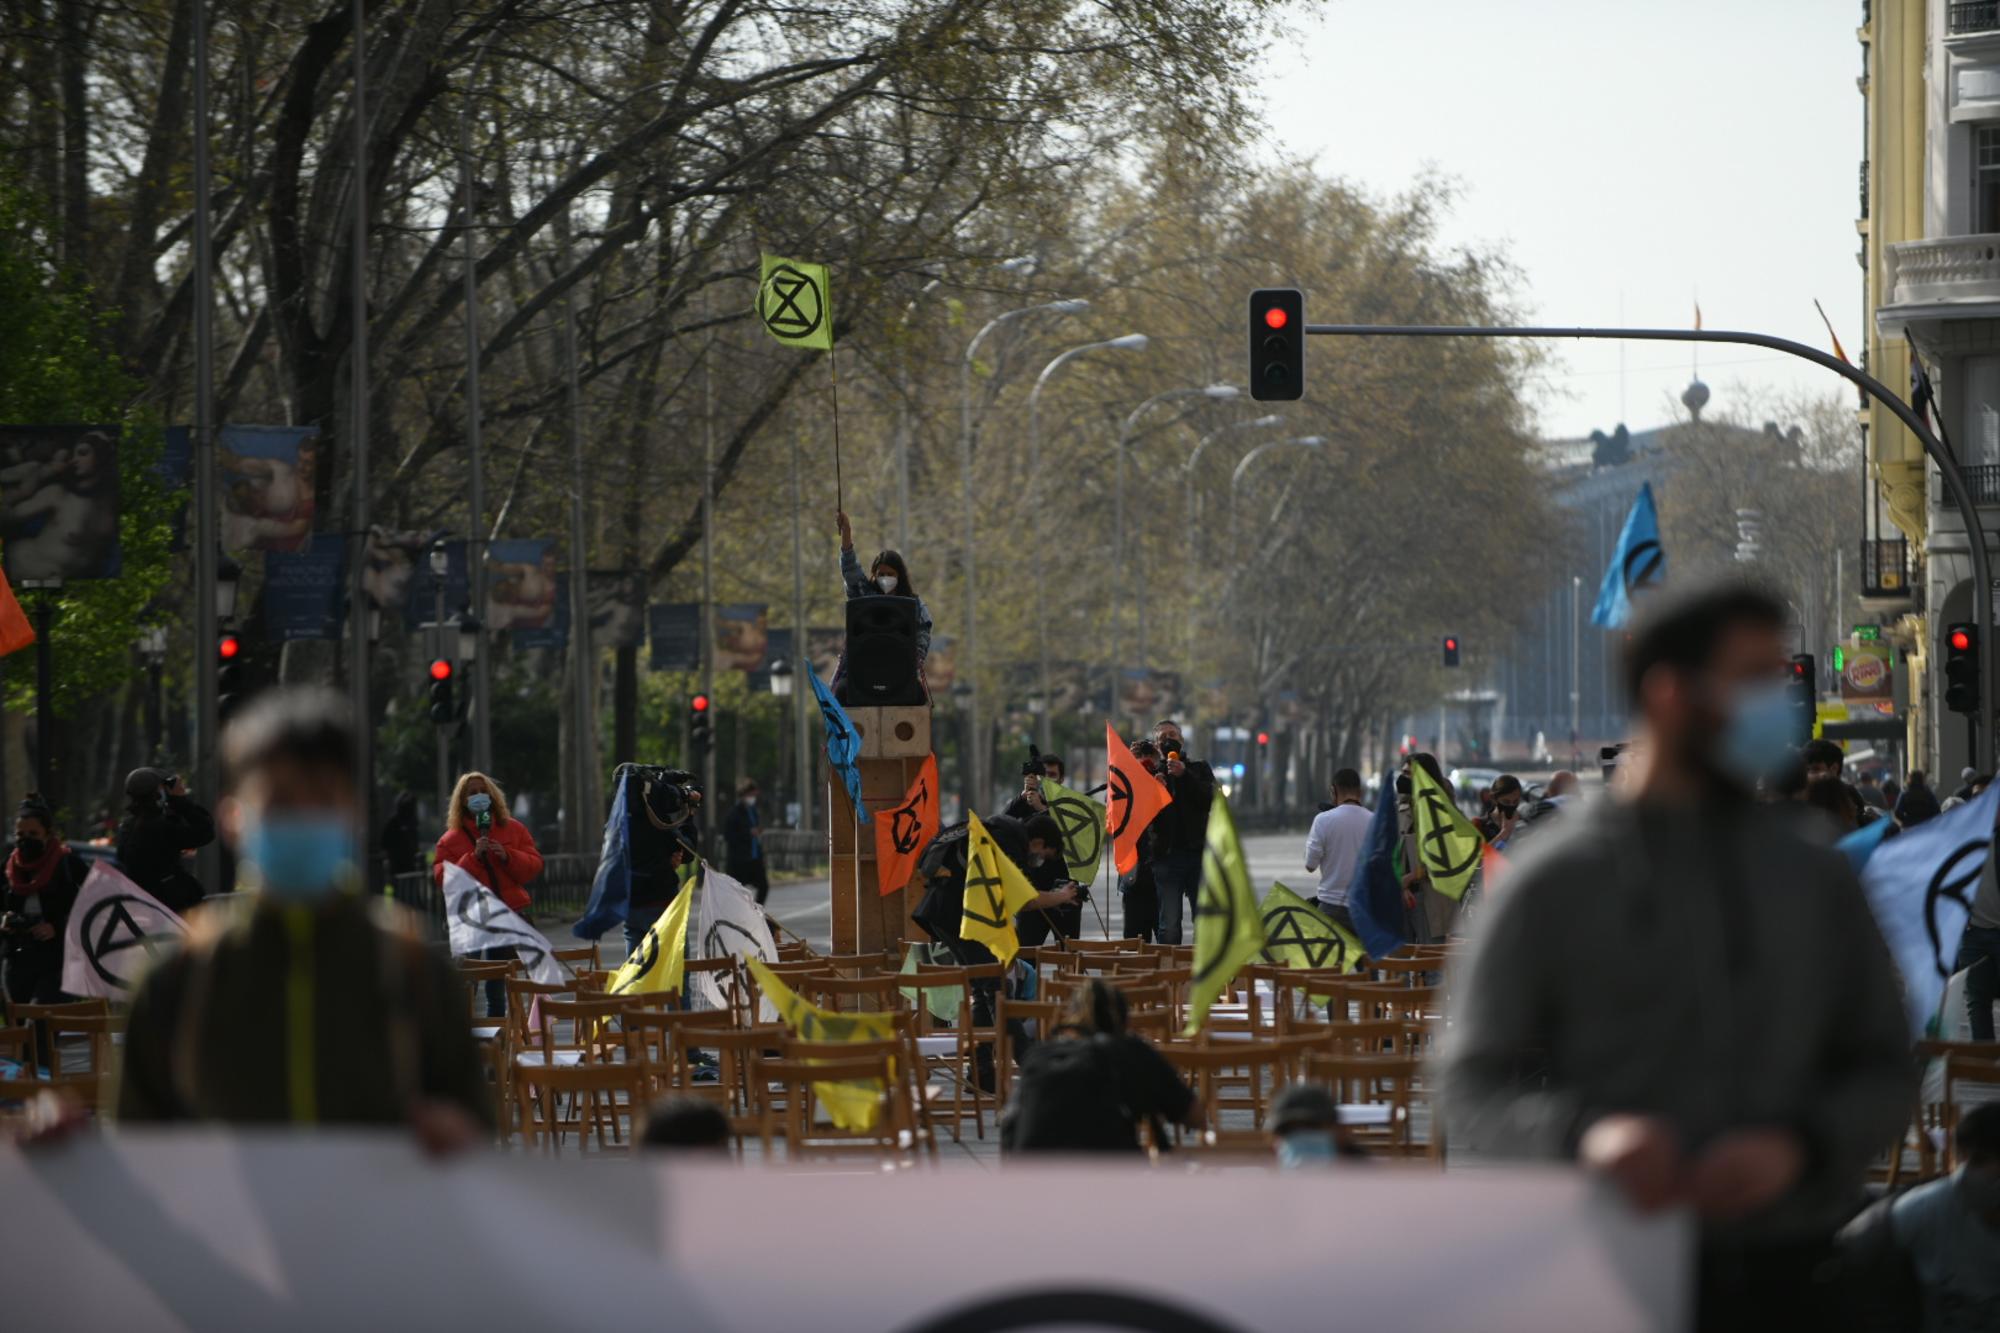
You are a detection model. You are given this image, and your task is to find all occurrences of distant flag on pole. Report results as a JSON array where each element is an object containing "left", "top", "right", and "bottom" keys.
[
  {"left": 0, "top": 565, "right": 32, "bottom": 658},
  {"left": 755, "top": 254, "right": 833, "bottom": 351},
  {"left": 807, "top": 660, "right": 870, "bottom": 824},
  {"left": 1813, "top": 298, "right": 1851, "bottom": 366},
  {"left": 1693, "top": 302, "right": 1703, "bottom": 331},
  {"left": 1408, "top": 761, "right": 1485, "bottom": 901},
  {"left": 1040, "top": 775, "right": 1107, "bottom": 888},
  {"left": 1591, "top": 481, "right": 1664, "bottom": 629}
]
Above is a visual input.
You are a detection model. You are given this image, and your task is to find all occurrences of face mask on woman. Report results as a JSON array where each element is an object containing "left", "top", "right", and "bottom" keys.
[
  {"left": 467, "top": 793, "right": 493, "bottom": 815},
  {"left": 243, "top": 814, "right": 356, "bottom": 901},
  {"left": 14, "top": 836, "right": 45, "bottom": 862},
  {"left": 1276, "top": 1131, "right": 1341, "bottom": 1169},
  {"left": 876, "top": 573, "right": 898, "bottom": 594}
]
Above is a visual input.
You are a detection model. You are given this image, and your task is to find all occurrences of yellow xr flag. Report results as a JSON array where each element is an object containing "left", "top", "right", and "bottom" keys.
[
  {"left": 1185, "top": 793, "right": 1267, "bottom": 1035},
  {"left": 747, "top": 957, "right": 895, "bottom": 1130},
  {"left": 1258, "top": 882, "right": 1365, "bottom": 977},
  {"left": 961, "top": 813, "right": 1039, "bottom": 968},
  {"left": 606, "top": 878, "right": 691, "bottom": 997},
  {"left": 756, "top": 254, "right": 833, "bottom": 351},
  {"left": 1040, "top": 775, "right": 1107, "bottom": 887},
  {"left": 1409, "top": 762, "right": 1485, "bottom": 901}
]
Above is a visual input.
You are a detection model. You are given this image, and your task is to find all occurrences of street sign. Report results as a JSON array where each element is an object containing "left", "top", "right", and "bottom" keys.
[{"left": 1852, "top": 625, "right": 1880, "bottom": 641}]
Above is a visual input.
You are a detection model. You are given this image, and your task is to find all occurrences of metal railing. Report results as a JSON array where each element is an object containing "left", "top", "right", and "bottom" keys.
[
  {"left": 1861, "top": 537, "right": 1912, "bottom": 598},
  {"left": 1952, "top": 1, "right": 2000, "bottom": 33},
  {"left": 386, "top": 829, "right": 828, "bottom": 938},
  {"left": 1969, "top": 464, "right": 2000, "bottom": 504}
]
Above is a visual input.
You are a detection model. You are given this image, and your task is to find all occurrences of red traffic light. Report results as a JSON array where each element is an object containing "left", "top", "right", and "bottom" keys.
[
  {"left": 218, "top": 635, "right": 241, "bottom": 660},
  {"left": 429, "top": 659, "right": 453, "bottom": 681},
  {"left": 1444, "top": 637, "right": 1458, "bottom": 651},
  {"left": 691, "top": 694, "right": 710, "bottom": 712},
  {"left": 1262, "top": 305, "right": 1289, "bottom": 330},
  {"left": 1255, "top": 731, "right": 1270, "bottom": 746},
  {"left": 1951, "top": 629, "right": 1972, "bottom": 652}
]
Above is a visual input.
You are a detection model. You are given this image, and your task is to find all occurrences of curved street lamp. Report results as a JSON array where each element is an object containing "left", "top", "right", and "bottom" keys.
[{"left": 1228, "top": 435, "right": 1324, "bottom": 546}]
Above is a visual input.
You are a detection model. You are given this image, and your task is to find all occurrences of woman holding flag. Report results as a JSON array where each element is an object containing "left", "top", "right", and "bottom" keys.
[{"left": 433, "top": 772, "right": 543, "bottom": 1017}]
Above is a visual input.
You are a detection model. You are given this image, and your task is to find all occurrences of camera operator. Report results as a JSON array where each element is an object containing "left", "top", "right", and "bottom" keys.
[
  {"left": 1003, "top": 750, "right": 1067, "bottom": 820},
  {"left": 1144, "top": 720, "right": 1215, "bottom": 946},
  {"left": 615, "top": 766, "right": 703, "bottom": 956},
  {"left": 1008, "top": 811, "right": 1086, "bottom": 949},
  {"left": 115, "top": 767, "right": 216, "bottom": 914}
]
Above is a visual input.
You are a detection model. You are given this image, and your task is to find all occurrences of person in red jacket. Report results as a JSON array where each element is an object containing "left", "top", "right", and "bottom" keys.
[{"left": 433, "top": 771, "right": 543, "bottom": 1016}]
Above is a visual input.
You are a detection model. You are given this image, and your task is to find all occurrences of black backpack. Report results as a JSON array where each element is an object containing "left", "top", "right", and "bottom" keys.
[{"left": 999, "top": 1035, "right": 1145, "bottom": 1154}]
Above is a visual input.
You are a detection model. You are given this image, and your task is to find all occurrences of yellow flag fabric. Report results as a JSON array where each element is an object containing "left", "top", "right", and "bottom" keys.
[
  {"left": 1409, "top": 762, "right": 1485, "bottom": 901},
  {"left": 1258, "top": 882, "right": 1365, "bottom": 976},
  {"left": 1040, "top": 776, "right": 1107, "bottom": 887},
  {"left": 756, "top": 254, "right": 833, "bottom": 351},
  {"left": 960, "top": 812, "right": 1039, "bottom": 968},
  {"left": 1185, "top": 793, "right": 1267, "bottom": 1035},
  {"left": 747, "top": 958, "right": 894, "bottom": 1130},
  {"left": 606, "top": 880, "right": 691, "bottom": 997}
]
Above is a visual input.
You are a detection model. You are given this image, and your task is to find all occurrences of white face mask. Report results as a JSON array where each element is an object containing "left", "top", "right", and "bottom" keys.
[{"left": 876, "top": 573, "right": 898, "bottom": 593}]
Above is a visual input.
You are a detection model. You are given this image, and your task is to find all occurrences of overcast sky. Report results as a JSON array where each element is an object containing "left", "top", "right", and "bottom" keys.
[{"left": 1256, "top": 0, "right": 1866, "bottom": 440}]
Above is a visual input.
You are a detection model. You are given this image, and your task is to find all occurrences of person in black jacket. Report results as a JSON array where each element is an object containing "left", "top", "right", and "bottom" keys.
[
  {"left": 1144, "top": 720, "right": 1215, "bottom": 945},
  {"left": 380, "top": 790, "right": 422, "bottom": 879},
  {"left": 114, "top": 767, "right": 216, "bottom": 914},
  {"left": 5, "top": 793, "right": 89, "bottom": 1067},
  {"left": 722, "top": 779, "right": 771, "bottom": 905}
]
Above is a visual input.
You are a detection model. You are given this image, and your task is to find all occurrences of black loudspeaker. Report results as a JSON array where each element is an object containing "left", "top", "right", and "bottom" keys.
[{"left": 843, "top": 595, "right": 926, "bottom": 705}]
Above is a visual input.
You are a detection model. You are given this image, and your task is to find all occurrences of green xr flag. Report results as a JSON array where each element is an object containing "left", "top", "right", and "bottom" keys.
[
  {"left": 1259, "top": 882, "right": 1365, "bottom": 976},
  {"left": 756, "top": 254, "right": 833, "bottom": 350},
  {"left": 1409, "top": 761, "right": 1484, "bottom": 901},
  {"left": 1040, "top": 776, "right": 1107, "bottom": 887},
  {"left": 1185, "top": 793, "right": 1266, "bottom": 1035}
]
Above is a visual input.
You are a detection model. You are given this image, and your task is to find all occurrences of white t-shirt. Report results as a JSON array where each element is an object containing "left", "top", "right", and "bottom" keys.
[{"left": 1304, "top": 803, "right": 1372, "bottom": 907}]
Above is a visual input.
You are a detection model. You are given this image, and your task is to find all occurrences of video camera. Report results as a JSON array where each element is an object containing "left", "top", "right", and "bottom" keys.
[{"left": 626, "top": 764, "right": 703, "bottom": 830}]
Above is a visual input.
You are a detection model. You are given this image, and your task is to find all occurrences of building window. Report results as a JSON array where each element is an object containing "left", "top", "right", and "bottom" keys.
[{"left": 1978, "top": 126, "right": 2000, "bottom": 232}]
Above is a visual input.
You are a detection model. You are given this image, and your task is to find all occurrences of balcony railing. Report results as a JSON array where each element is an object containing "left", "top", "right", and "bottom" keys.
[
  {"left": 1970, "top": 465, "right": 2000, "bottom": 504},
  {"left": 1861, "top": 538, "right": 1912, "bottom": 600},
  {"left": 1883, "top": 235, "right": 2000, "bottom": 308},
  {"left": 1951, "top": 1, "right": 2000, "bottom": 35}
]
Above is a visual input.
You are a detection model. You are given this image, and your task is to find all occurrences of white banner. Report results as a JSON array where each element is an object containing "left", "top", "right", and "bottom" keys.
[
  {"left": 0, "top": 1133, "right": 1688, "bottom": 1331},
  {"left": 691, "top": 864, "right": 778, "bottom": 1019},
  {"left": 58, "top": 860, "right": 188, "bottom": 998},
  {"left": 440, "top": 862, "right": 568, "bottom": 987}
]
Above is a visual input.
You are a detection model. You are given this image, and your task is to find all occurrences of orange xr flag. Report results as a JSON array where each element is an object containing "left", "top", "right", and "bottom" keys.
[
  {"left": 873, "top": 754, "right": 939, "bottom": 896},
  {"left": 1106, "top": 723, "right": 1172, "bottom": 875},
  {"left": 0, "top": 566, "right": 34, "bottom": 658}
]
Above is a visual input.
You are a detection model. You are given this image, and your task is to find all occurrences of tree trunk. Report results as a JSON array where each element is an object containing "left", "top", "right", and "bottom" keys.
[{"left": 56, "top": 0, "right": 89, "bottom": 271}]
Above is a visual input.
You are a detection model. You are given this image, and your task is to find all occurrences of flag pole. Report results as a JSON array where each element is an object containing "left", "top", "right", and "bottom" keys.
[{"left": 827, "top": 350, "right": 844, "bottom": 514}]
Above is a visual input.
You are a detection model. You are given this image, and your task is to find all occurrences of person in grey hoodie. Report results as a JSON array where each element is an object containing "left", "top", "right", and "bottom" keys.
[{"left": 1437, "top": 581, "right": 1911, "bottom": 1333}]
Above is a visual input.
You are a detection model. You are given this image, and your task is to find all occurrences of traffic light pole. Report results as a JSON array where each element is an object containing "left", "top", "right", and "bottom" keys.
[
  {"left": 190, "top": 0, "right": 219, "bottom": 890},
  {"left": 1301, "top": 322, "right": 1999, "bottom": 769}
]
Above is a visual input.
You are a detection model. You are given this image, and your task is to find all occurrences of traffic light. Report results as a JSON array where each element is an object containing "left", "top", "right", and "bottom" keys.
[
  {"left": 1442, "top": 635, "right": 1461, "bottom": 668},
  {"left": 1248, "top": 288, "right": 1304, "bottom": 401},
  {"left": 1787, "top": 654, "right": 1815, "bottom": 744},
  {"left": 1945, "top": 622, "right": 1979, "bottom": 715},
  {"left": 689, "top": 693, "right": 713, "bottom": 751},
  {"left": 429, "top": 658, "right": 455, "bottom": 724},
  {"left": 1255, "top": 730, "right": 1271, "bottom": 747},
  {"left": 217, "top": 634, "right": 245, "bottom": 722}
]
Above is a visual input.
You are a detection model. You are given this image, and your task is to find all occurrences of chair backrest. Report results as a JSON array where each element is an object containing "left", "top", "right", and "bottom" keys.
[
  {"left": 994, "top": 999, "right": 1065, "bottom": 1104},
  {"left": 514, "top": 1061, "right": 649, "bottom": 1152},
  {"left": 550, "top": 943, "right": 602, "bottom": 970},
  {"left": 803, "top": 972, "right": 910, "bottom": 1013},
  {"left": 0, "top": 1024, "right": 32, "bottom": 1068},
  {"left": 11, "top": 998, "right": 109, "bottom": 1025},
  {"left": 1156, "top": 1039, "right": 1286, "bottom": 1139},
  {"left": 1303, "top": 1053, "right": 1426, "bottom": 1154},
  {"left": 502, "top": 977, "right": 575, "bottom": 1051},
  {"left": 539, "top": 997, "right": 636, "bottom": 1060}
]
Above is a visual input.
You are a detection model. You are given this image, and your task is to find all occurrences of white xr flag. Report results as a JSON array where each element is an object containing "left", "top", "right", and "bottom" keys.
[
  {"left": 441, "top": 862, "right": 570, "bottom": 987},
  {"left": 60, "top": 860, "right": 189, "bottom": 998},
  {"left": 692, "top": 865, "right": 779, "bottom": 1019}
]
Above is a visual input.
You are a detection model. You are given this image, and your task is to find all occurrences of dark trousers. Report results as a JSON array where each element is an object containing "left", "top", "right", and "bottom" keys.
[
  {"left": 4, "top": 937, "right": 68, "bottom": 1067},
  {"left": 728, "top": 857, "right": 770, "bottom": 906},
  {"left": 474, "top": 945, "right": 513, "bottom": 1017},
  {"left": 623, "top": 900, "right": 666, "bottom": 961},
  {"left": 1316, "top": 900, "right": 1357, "bottom": 935},
  {"left": 1696, "top": 1235, "right": 1849, "bottom": 1333},
  {"left": 1151, "top": 850, "right": 1203, "bottom": 945},
  {"left": 1954, "top": 924, "right": 2000, "bottom": 1041}
]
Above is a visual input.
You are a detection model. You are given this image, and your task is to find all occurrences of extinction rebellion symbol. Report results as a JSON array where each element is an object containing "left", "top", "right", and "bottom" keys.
[{"left": 758, "top": 264, "right": 826, "bottom": 341}]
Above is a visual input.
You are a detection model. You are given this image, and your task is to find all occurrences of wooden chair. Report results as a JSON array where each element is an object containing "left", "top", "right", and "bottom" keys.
[
  {"left": 1370, "top": 955, "right": 1435, "bottom": 987},
  {"left": 0, "top": 1024, "right": 33, "bottom": 1072},
  {"left": 763, "top": 1038, "right": 921, "bottom": 1165},
  {"left": 1158, "top": 1040, "right": 1287, "bottom": 1148},
  {"left": 683, "top": 957, "right": 744, "bottom": 1020},
  {"left": 501, "top": 977, "right": 575, "bottom": 1143},
  {"left": 994, "top": 998, "right": 1064, "bottom": 1109},
  {"left": 901, "top": 965, "right": 982, "bottom": 1141},
  {"left": 516, "top": 1063, "right": 648, "bottom": 1155},
  {"left": 1305, "top": 1052, "right": 1432, "bottom": 1159},
  {"left": 775, "top": 941, "right": 818, "bottom": 962},
  {"left": 551, "top": 943, "right": 602, "bottom": 971},
  {"left": 672, "top": 1024, "right": 788, "bottom": 1149},
  {"left": 11, "top": 998, "right": 110, "bottom": 1077},
  {"left": 45, "top": 1012, "right": 121, "bottom": 1111},
  {"left": 1941, "top": 1050, "right": 2000, "bottom": 1174}
]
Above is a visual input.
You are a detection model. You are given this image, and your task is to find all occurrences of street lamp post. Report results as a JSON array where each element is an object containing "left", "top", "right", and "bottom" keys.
[
  {"left": 459, "top": 31, "right": 498, "bottom": 777},
  {"left": 140, "top": 627, "right": 168, "bottom": 763},
  {"left": 768, "top": 658, "right": 796, "bottom": 822},
  {"left": 1569, "top": 573, "right": 1582, "bottom": 768},
  {"left": 1113, "top": 384, "right": 1239, "bottom": 717},
  {"left": 430, "top": 541, "right": 450, "bottom": 815},
  {"left": 958, "top": 297, "right": 1087, "bottom": 811},
  {"left": 1026, "top": 333, "right": 1148, "bottom": 750},
  {"left": 1227, "top": 436, "right": 1324, "bottom": 548},
  {"left": 1180, "top": 416, "right": 1281, "bottom": 667}
]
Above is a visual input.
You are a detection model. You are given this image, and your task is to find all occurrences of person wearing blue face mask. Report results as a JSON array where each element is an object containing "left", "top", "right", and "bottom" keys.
[
  {"left": 1438, "top": 580, "right": 1912, "bottom": 1332},
  {"left": 1268, "top": 1083, "right": 1367, "bottom": 1169},
  {"left": 118, "top": 688, "right": 491, "bottom": 1150}
]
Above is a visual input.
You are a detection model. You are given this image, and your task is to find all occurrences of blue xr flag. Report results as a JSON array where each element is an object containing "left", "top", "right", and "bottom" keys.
[
  {"left": 574, "top": 768, "right": 634, "bottom": 940},
  {"left": 1591, "top": 482, "right": 1665, "bottom": 629},
  {"left": 1345, "top": 769, "right": 1408, "bottom": 961},
  {"left": 1860, "top": 781, "right": 2000, "bottom": 1035},
  {"left": 808, "top": 660, "right": 870, "bottom": 824}
]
